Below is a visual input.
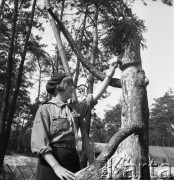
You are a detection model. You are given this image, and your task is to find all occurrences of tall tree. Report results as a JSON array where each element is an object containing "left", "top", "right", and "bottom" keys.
[
  {"left": 0, "top": 0, "right": 38, "bottom": 170},
  {"left": 149, "top": 89, "right": 174, "bottom": 146}
]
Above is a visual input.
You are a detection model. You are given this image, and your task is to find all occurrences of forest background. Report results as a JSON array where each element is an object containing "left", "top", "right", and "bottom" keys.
[{"left": 0, "top": 0, "right": 174, "bottom": 160}]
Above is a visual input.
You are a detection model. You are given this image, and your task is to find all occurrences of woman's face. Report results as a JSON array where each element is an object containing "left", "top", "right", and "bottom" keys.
[{"left": 63, "top": 84, "right": 74, "bottom": 100}]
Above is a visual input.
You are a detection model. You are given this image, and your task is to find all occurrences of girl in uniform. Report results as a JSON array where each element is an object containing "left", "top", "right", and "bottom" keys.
[{"left": 31, "top": 61, "right": 119, "bottom": 180}]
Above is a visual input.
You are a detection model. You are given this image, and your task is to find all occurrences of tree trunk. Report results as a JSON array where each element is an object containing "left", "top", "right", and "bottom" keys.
[
  {"left": 36, "top": 57, "right": 42, "bottom": 103},
  {"left": 17, "top": 119, "right": 24, "bottom": 152},
  {"left": 0, "top": 0, "right": 36, "bottom": 169},
  {"left": 72, "top": 39, "right": 150, "bottom": 179},
  {"left": 81, "top": 4, "right": 98, "bottom": 168},
  {"left": 0, "top": 0, "right": 19, "bottom": 169},
  {"left": 106, "top": 39, "right": 150, "bottom": 179},
  {"left": 0, "top": 0, "right": 6, "bottom": 18}
]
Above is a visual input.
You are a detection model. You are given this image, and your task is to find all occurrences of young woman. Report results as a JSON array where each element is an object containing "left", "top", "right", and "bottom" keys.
[{"left": 31, "top": 61, "right": 119, "bottom": 180}]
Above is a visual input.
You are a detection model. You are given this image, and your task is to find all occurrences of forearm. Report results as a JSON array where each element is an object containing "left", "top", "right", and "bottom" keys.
[
  {"left": 93, "top": 76, "right": 111, "bottom": 101},
  {"left": 42, "top": 152, "right": 61, "bottom": 168},
  {"left": 42, "top": 152, "right": 76, "bottom": 179}
]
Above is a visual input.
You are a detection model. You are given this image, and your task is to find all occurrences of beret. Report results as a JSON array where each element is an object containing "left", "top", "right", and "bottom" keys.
[{"left": 46, "top": 73, "right": 66, "bottom": 94}]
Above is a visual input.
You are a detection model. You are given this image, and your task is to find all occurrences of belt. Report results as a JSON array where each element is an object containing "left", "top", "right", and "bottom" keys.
[{"left": 52, "top": 142, "right": 76, "bottom": 150}]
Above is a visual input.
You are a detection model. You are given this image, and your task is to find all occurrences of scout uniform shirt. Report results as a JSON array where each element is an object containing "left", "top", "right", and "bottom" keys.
[{"left": 31, "top": 94, "right": 97, "bottom": 155}]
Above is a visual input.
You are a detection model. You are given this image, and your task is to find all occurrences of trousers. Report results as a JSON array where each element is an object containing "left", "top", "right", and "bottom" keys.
[{"left": 36, "top": 147, "right": 80, "bottom": 180}]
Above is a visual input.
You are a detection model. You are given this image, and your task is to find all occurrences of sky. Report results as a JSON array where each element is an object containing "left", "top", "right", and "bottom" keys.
[
  {"left": 34, "top": 1, "right": 174, "bottom": 118},
  {"left": 95, "top": 1, "right": 174, "bottom": 118}
]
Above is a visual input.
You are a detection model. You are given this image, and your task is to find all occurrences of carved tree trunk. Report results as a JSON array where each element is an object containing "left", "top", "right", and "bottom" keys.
[
  {"left": 110, "top": 39, "right": 150, "bottom": 179},
  {"left": 74, "top": 39, "right": 150, "bottom": 180}
]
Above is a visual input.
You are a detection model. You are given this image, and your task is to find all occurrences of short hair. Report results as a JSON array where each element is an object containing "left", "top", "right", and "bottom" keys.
[{"left": 53, "top": 76, "right": 73, "bottom": 96}]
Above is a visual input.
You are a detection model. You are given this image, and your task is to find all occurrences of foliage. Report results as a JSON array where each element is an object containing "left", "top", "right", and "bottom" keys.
[
  {"left": 128, "top": 0, "right": 173, "bottom": 6},
  {"left": 103, "top": 104, "right": 122, "bottom": 142},
  {"left": 100, "top": 1, "right": 147, "bottom": 55},
  {"left": 90, "top": 103, "right": 121, "bottom": 143},
  {"left": 102, "top": 15, "right": 146, "bottom": 55},
  {"left": 90, "top": 113, "right": 107, "bottom": 143},
  {"left": 149, "top": 89, "right": 174, "bottom": 146}
]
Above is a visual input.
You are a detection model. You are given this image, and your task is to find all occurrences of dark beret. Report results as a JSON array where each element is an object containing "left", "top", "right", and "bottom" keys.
[{"left": 46, "top": 73, "right": 66, "bottom": 94}]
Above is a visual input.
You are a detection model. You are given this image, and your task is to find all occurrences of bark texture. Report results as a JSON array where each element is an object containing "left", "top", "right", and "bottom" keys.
[
  {"left": 74, "top": 39, "right": 150, "bottom": 180},
  {"left": 111, "top": 40, "right": 150, "bottom": 179}
]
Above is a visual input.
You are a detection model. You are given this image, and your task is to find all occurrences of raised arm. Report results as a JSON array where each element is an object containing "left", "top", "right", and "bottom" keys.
[{"left": 93, "top": 61, "right": 121, "bottom": 102}]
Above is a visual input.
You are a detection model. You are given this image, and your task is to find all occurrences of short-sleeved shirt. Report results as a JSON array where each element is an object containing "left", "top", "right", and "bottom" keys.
[{"left": 31, "top": 94, "right": 97, "bottom": 155}]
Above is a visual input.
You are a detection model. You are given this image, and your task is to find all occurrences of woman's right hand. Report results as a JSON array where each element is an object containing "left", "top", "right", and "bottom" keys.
[{"left": 53, "top": 164, "right": 76, "bottom": 180}]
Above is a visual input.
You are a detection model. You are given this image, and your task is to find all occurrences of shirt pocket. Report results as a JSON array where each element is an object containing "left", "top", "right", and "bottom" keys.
[{"left": 52, "top": 117, "right": 70, "bottom": 134}]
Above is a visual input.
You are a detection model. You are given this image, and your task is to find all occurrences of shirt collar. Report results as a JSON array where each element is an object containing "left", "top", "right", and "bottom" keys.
[{"left": 49, "top": 97, "right": 70, "bottom": 107}]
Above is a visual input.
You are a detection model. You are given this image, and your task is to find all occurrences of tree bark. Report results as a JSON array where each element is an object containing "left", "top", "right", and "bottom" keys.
[
  {"left": 81, "top": 4, "right": 98, "bottom": 168},
  {"left": 73, "top": 41, "right": 150, "bottom": 180},
  {"left": 110, "top": 39, "right": 150, "bottom": 179}
]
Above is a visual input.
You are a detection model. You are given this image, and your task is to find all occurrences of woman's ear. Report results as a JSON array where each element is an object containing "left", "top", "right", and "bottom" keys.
[{"left": 53, "top": 85, "right": 59, "bottom": 96}]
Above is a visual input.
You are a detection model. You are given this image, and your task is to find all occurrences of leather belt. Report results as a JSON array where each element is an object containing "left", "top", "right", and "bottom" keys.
[{"left": 52, "top": 142, "right": 76, "bottom": 149}]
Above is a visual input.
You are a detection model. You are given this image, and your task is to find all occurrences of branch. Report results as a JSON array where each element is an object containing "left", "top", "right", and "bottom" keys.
[
  {"left": 96, "top": 123, "right": 143, "bottom": 163},
  {"left": 46, "top": 6, "right": 121, "bottom": 88}
]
